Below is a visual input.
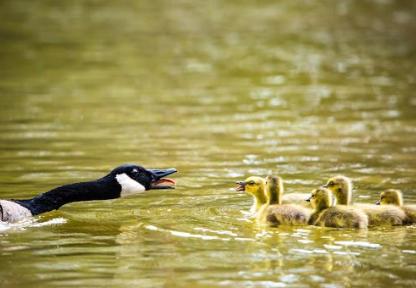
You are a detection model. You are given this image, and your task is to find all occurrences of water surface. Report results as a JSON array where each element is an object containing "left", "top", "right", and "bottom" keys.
[{"left": 1, "top": 0, "right": 416, "bottom": 287}]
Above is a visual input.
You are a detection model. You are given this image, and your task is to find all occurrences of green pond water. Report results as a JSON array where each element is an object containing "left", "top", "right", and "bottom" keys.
[{"left": 1, "top": 0, "right": 416, "bottom": 287}]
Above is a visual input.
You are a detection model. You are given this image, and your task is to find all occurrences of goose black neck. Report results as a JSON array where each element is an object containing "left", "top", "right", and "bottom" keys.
[{"left": 14, "top": 176, "right": 121, "bottom": 216}]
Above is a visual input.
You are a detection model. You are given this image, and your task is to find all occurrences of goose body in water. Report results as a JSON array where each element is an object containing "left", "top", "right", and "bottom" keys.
[{"left": 0, "top": 164, "right": 177, "bottom": 223}]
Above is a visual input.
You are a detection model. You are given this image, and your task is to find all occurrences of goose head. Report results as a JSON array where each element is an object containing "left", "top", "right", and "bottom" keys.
[{"left": 108, "top": 164, "right": 177, "bottom": 196}]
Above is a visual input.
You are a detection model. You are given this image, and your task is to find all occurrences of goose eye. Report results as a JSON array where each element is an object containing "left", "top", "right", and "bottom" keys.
[
  {"left": 328, "top": 181, "right": 334, "bottom": 186},
  {"left": 248, "top": 181, "right": 255, "bottom": 185}
]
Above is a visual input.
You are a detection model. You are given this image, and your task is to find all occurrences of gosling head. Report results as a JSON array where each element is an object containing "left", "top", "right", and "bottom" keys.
[
  {"left": 376, "top": 189, "right": 403, "bottom": 206},
  {"left": 236, "top": 176, "right": 265, "bottom": 198},
  {"left": 265, "top": 175, "right": 283, "bottom": 205},
  {"left": 306, "top": 187, "right": 334, "bottom": 211},
  {"left": 323, "top": 175, "right": 352, "bottom": 205}
]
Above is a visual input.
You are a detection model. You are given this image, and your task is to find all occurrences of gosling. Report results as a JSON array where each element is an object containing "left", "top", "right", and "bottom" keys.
[
  {"left": 236, "top": 176, "right": 267, "bottom": 215},
  {"left": 376, "top": 189, "right": 416, "bottom": 225},
  {"left": 324, "top": 176, "right": 406, "bottom": 226},
  {"left": 307, "top": 187, "right": 368, "bottom": 229},
  {"left": 256, "top": 176, "right": 311, "bottom": 226}
]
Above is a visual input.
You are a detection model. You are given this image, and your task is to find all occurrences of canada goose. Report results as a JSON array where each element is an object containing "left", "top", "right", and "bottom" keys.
[{"left": 0, "top": 164, "right": 177, "bottom": 223}]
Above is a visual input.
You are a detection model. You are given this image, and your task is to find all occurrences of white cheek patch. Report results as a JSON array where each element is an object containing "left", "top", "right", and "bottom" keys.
[{"left": 115, "top": 173, "right": 146, "bottom": 198}]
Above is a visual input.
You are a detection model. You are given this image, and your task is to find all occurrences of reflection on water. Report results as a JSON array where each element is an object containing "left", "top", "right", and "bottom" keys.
[{"left": 1, "top": 0, "right": 416, "bottom": 287}]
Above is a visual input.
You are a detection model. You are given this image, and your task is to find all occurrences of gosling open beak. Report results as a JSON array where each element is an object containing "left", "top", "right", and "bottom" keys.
[
  {"left": 148, "top": 168, "right": 177, "bottom": 189},
  {"left": 375, "top": 200, "right": 380, "bottom": 205},
  {"left": 235, "top": 181, "right": 246, "bottom": 192}
]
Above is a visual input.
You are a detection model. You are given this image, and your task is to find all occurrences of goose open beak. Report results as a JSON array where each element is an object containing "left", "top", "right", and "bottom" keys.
[{"left": 148, "top": 168, "right": 177, "bottom": 189}]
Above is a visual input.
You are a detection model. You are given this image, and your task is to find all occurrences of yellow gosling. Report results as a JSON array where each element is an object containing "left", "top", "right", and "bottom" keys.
[
  {"left": 236, "top": 176, "right": 267, "bottom": 215},
  {"left": 377, "top": 189, "right": 416, "bottom": 225},
  {"left": 257, "top": 176, "right": 311, "bottom": 227},
  {"left": 324, "top": 175, "right": 406, "bottom": 226},
  {"left": 307, "top": 187, "right": 368, "bottom": 229},
  {"left": 323, "top": 175, "right": 352, "bottom": 205}
]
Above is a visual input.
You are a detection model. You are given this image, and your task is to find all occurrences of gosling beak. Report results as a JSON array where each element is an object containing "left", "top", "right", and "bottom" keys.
[
  {"left": 322, "top": 184, "right": 329, "bottom": 188},
  {"left": 148, "top": 168, "right": 177, "bottom": 189},
  {"left": 305, "top": 197, "right": 311, "bottom": 202},
  {"left": 235, "top": 181, "right": 246, "bottom": 192},
  {"left": 375, "top": 200, "right": 380, "bottom": 205}
]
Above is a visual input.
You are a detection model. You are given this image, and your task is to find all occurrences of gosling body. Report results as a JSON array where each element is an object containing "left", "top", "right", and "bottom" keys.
[
  {"left": 377, "top": 189, "right": 416, "bottom": 225},
  {"left": 236, "top": 176, "right": 311, "bottom": 226},
  {"left": 257, "top": 176, "right": 311, "bottom": 226},
  {"left": 324, "top": 176, "right": 405, "bottom": 226},
  {"left": 257, "top": 204, "right": 311, "bottom": 226},
  {"left": 354, "top": 203, "right": 406, "bottom": 226},
  {"left": 307, "top": 188, "right": 368, "bottom": 229}
]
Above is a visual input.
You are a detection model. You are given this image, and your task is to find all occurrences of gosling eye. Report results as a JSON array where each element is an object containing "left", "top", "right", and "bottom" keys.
[
  {"left": 328, "top": 181, "right": 335, "bottom": 186},
  {"left": 247, "top": 181, "right": 255, "bottom": 185}
]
